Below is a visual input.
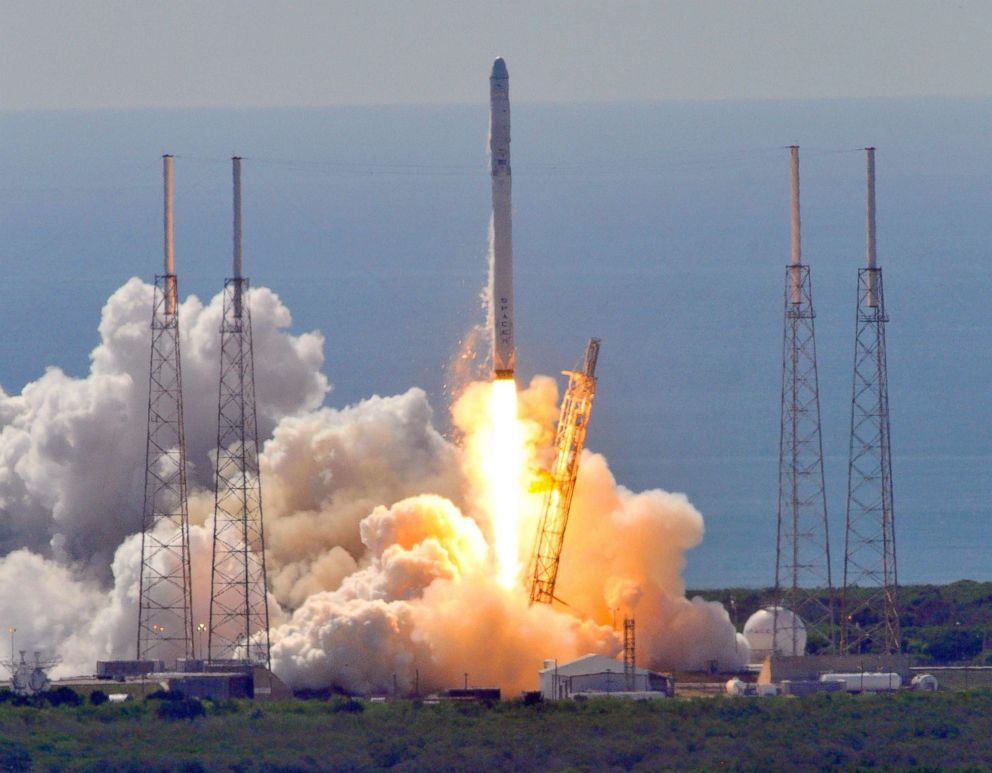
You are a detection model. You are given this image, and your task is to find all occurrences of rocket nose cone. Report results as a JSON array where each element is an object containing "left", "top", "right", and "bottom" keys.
[{"left": 491, "top": 57, "right": 508, "bottom": 79}]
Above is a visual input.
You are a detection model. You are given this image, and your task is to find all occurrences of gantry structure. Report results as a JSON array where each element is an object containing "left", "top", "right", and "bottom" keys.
[{"left": 528, "top": 338, "right": 601, "bottom": 605}]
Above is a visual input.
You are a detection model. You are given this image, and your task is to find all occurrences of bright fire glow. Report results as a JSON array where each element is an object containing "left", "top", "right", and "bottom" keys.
[{"left": 480, "top": 378, "right": 526, "bottom": 587}]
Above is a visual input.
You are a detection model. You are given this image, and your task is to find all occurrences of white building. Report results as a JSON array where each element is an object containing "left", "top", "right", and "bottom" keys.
[{"left": 538, "top": 654, "right": 673, "bottom": 700}]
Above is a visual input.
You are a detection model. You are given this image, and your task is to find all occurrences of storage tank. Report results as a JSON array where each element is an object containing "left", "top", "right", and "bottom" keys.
[
  {"left": 911, "top": 673, "right": 938, "bottom": 692},
  {"left": 819, "top": 672, "right": 902, "bottom": 692},
  {"left": 734, "top": 632, "right": 753, "bottom": 663},
  {"left": 725, "top": 677, "right": 747, "bottom": 696},
  {"left": 742, "top": 607, "right": 807, "bottom": 659}
]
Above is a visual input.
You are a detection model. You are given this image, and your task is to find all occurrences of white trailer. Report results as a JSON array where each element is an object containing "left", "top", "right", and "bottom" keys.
[{"left": 819, "top": 672, "right": 902, "bottom": 692}]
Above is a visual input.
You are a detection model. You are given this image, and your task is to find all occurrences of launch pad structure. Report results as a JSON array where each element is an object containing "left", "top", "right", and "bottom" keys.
[
  {"left": 136, "top": 155, "right": 194, "bottom": 663},
  {"left": 774, "top": 146, "right": 835, "bottom": 654},
  {"left": 528, "top": 338, "right": 601, "bottom": 606},
  {"left": 841, "top": 148, "right": 899, "bottom": 655},
  {"left": 208, "top": 157, "right": 272, "bottom": 669}
]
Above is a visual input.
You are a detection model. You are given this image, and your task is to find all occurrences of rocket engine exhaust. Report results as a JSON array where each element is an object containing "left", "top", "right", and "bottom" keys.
[{"left": 490, "top": 57, "right": 514, "bottom": 380}]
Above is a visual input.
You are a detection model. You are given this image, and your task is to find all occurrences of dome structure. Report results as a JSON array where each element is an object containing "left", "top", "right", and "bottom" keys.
[{"left": 742, "top": 606, "right": 807, "bottom": 659}]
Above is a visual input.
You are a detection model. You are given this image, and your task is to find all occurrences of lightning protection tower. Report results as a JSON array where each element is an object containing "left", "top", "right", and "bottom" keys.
[
  {"left": 841, "top": 148, "right": 899, "bottom": 654},
  {"left": 208, "top": 157, "right": 271, "bottom": 668},
  {"left": 774, "top": 146, "right": 835, "bottom": 655},
  {"left": 137, "top": 155, "right": 194, "bottom": 663},
  {"left": 528, "top": 338, "right": 601, "bottom": 605}
]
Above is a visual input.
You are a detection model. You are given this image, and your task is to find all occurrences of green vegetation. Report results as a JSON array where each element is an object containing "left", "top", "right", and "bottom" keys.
[
  {"left": 1, "top": 690, "right": 992, "bottom": 770},
  {"left": 4, "top": 581, "right": 991, "bottom": 769},
  {"left": 692, "top": 579, "right": 992, "bottom": 663}
]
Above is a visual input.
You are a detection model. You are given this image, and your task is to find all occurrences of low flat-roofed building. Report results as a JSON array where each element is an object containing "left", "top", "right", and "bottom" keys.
[{"left": 539, "top": 654, "right": 674, "bottom": 700}]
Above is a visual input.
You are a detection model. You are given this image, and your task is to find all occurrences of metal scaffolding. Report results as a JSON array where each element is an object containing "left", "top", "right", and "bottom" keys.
[
  {"left": 208, "top": 158, "right": 271, "bottom": 668},
  {"left": 841, "top": 148, "right": 899, "bottom": 654},
  {"left": 136, "top": 156, "right": 193, "bottom": 664},
  {"left": 528, "top": 338, "right": 601, "bottom": 605},
  {"left": 623, "top": 617, "right": 636, "bottom": 690},
  {"left": 774, "top": 146, "right": 835, "bottom": 654},
  {"left": 136, "top": 273, "right": 194, "bottom": 663}
]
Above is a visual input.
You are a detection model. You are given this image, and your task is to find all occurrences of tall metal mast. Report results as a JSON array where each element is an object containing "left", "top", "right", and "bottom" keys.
[
  {"left": 774, "top": 146, "right": 835, "bottom": 654},
  {"left": 208, "top": 157, "right": 271, "bottom": 668},
  {"left": 528, "top": 338, "right": 600, "bottom": 605},
  {"left": 136, "top": 154, "right": 194, "bottom": 663},
  {"left": 841, "top": 147, "right": 899, "bottom": 654},
  {"left": 623, "top": 617, "right": 636, "bottom": 691}
]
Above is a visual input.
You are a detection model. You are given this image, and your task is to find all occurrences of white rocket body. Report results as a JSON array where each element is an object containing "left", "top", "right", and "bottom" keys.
[{"left": 490, "top": 57, "right": 514, "bottom": 379}]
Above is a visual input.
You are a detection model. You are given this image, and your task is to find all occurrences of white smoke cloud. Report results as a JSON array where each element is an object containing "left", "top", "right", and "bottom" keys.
[
  {"left": 0, "top": 279, "right": 745, "bottom": 691},
  {"left": 0, "top": 278, "right": 326, "bottom": 575},
  {"left": 0, "top": 549, "right": 107, "bottom": 666},
  {"left": 260, "top": 390, "right": 463, "bottom": 610}
]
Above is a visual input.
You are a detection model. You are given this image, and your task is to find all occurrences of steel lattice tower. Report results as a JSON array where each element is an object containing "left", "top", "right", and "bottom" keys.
[
  {"left": 528, "top": 338, "right": 600, "bottom": 605},
  {"left": 774, "top": 146, "right": 835, "bottom": 655},
  {"left": 208, "top": 157, "right": 271, "bottom": 668},
  {"left": 137, "top": 155, "right": 194, "bottom": 663},
  {"left": 841, "top": 148, "right": 899, "bottom": 654},
  {"left": 623, "top": 617, "right": 635, "bottom": 690}
]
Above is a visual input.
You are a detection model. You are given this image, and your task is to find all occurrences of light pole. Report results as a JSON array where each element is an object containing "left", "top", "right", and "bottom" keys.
[
  {"left": 196, "top": 623, "right": 207, "bottom": 662},
  {"left": 8, "top": 627, "right": 15, "bottom": 663},
  {"left": 151, "top": 624, "right": 166, "bottom": 662}
]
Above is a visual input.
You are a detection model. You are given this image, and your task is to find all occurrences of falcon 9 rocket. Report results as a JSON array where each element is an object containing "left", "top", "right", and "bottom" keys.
[{"left": 490, "top": 57, "right": 514, "bottom": 380}]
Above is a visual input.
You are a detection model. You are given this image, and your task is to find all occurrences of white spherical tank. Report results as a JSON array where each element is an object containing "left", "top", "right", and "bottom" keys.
[
  {"left": 734, "top": 632, "right": 753, "bottom": 664},
  {"left": 742, "top": 607, "right": 807, "bottom": 657}
]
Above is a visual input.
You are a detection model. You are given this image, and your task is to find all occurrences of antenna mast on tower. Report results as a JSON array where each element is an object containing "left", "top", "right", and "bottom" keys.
[
  {"left": 774, "top": 146, "right": 835, "bottom": 654},
  {"left": 136, "top": 154, "right": 194, "bottom": 663},
  {"left": 207, "top": 157, "right": 271, "bottom": 668},
  {"left": 841, "top": 147, "right": 899, "bottom": 654}
]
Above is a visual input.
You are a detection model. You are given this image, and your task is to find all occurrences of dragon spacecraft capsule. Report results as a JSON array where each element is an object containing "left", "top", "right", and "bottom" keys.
[{"left": 490, "top": 57, "right": 514, "bottom": 380}]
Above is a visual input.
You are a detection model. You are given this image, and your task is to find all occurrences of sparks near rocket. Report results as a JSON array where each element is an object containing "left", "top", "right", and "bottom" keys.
[{"left": 490, "top": 57, "right": 514, "bottom": 380}]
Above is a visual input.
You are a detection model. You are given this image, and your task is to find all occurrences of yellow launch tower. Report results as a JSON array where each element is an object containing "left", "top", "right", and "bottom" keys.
[{"left": 528, "top": 338, "right": 601, "bottom": 605}]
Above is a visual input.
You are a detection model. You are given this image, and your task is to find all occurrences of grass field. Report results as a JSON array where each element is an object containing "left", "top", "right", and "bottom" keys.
[{"left": 1, "top": 690, "right": 991, "bottom": 771}]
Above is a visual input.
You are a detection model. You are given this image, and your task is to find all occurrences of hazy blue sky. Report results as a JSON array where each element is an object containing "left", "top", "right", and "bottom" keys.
[{"left": 2, "top": 0, "right": 990, "bottom": 109}]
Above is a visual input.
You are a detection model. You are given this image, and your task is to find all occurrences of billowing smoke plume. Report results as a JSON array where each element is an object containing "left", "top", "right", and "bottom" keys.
[
  {"left": 0, "top": 278, "right": 326, "bottom": 576},
  {"left": 0, "top": 278, "right": 324, "bottom": 672},
  {"left": 268, "top": 376, "right": 745, "bottom": 695},
  {"left": 0, "top": 279, "right": 745, "bottom": 688}
]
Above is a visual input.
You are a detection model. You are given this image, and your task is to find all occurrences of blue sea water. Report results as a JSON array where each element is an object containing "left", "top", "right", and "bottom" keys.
[{"left": 1, "top": 99, "right": 989, "bottom": 588}]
